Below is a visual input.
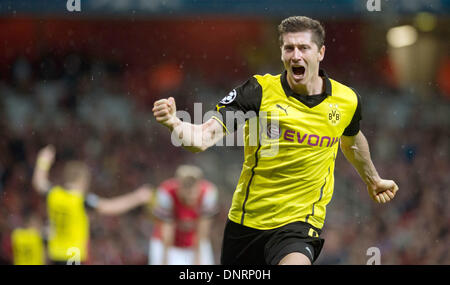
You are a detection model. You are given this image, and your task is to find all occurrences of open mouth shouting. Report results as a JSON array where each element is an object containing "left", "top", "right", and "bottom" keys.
[{"left": 291, "top": 65, "right": 306, "bottom": 81}]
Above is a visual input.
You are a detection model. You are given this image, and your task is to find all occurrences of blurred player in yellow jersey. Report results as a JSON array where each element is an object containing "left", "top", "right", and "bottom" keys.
[
  {"left": 32, "top": 145, "right": 153, "bottom": 265},
  {"left": 11, "top": 214, "right": 45, "bottom": 265}
]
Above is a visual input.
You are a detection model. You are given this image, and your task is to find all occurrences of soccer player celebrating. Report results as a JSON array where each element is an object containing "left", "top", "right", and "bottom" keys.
[
  {"left": 32, "top": 145, "right": 154, "bottom": 265},
  {"left": 149, "top": 165, "right": 218, "bottom": 265},
  {"left": 152, "top": 16, "right": 399, "bottom": 265}
]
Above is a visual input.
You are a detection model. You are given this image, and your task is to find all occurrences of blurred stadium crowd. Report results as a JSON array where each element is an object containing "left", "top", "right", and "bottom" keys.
[{"left": 0, "top": 37, "right": 449, "bottom": 264}]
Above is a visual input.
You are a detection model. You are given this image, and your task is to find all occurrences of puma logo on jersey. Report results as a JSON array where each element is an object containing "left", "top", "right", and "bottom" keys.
[{"left": 276, "top": 104, "right": 289, "bottom": 115}]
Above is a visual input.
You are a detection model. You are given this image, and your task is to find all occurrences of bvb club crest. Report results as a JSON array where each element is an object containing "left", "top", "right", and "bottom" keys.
[{"left": 328, "top": 104, "right": 341, "bottom": 126}]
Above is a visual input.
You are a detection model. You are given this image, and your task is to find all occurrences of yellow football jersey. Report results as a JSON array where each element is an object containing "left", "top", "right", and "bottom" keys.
[
  {"left": 11, "top": 228, "right": 45, "bottom": 265},
  {"left": 47, "top": 186, "right": 89, "bottom": 262},
  {"left": 213, "top": 70, "right": 361, "bottom": 230}
]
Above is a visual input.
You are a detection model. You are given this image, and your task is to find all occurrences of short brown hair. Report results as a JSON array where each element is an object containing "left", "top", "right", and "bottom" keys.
[{"left": 278, "top": 16, "right": 325, "bottom": 48}]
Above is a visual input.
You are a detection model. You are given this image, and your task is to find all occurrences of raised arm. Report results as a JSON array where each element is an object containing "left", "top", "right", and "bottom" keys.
[
  {"left": 95, "top": 184, "right": 154, "bottom": 216},
  {"left": 152, "top": 97, "right": 225, "bottom": 153},
  {"left": 32, "top": 145, "right": 56, "bottom": 195},
  {"left": 340, "top": 131, "right": 399, "bottom": 203}
]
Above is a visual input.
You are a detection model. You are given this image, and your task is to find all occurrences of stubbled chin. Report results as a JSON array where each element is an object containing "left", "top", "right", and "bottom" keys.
[{"left": 290, "top": 73, "right": 306, "bottom": 83}]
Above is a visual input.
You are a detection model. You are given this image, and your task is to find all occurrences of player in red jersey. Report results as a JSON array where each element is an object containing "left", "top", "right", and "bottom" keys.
[{"left": 149, "top": 165, "right": 219, "bottom": 265}]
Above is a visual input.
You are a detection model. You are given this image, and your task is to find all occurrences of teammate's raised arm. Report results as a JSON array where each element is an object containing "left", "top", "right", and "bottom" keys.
[
  {"left": 340, "top": 131, "right": 399, "bottom": 203},
  {"left": 152, "top": 97, "right": 225, "bottom": 153},
  {"left": 32, "top": 145, "right": 56, "bottom": 195},
  {"left": 94, "top": 184, "right": 154, "bottom": 216}
]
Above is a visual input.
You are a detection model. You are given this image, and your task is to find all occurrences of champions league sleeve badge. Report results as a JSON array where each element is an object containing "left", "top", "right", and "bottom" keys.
[{"left": 220, "top": 89, "right": 237, "bottom": 104}]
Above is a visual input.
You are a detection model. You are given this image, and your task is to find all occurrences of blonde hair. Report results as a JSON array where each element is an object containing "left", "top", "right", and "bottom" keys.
[
  {"left": 63, "top": 161, "right": 90, "bottom": 187},
  {"left": 175, "top": 165, "right": 203, "bottom": 188}
]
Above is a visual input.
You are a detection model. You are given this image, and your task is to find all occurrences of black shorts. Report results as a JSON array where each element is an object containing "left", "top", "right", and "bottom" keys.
[
  {"left": 49, "top": 259, "right": 85, "bottom": 265},
  {"left": 49, "top": 260, "right": 67, "bottom": 265},
  {"left": 220, "top": 219, "right": 324, "bottom": 265}
]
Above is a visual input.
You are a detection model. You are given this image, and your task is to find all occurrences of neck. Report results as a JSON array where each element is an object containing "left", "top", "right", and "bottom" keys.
[
  {"left": 65, "top": 182, "right": 85, "bottom": 193},
  {"left": 288, "top": 73, "right": 324, "bottom": 96}
]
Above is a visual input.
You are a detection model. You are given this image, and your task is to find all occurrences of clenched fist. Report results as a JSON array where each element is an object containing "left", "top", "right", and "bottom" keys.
[
  {"left": 368, "top": 179, "right": 399, "bottom": 204},
  {"left": 36, "top": 145, "right": 56, "bottom": 171},
  {"left": 152, "top": 97, "right": 180, "bottom": 130}
]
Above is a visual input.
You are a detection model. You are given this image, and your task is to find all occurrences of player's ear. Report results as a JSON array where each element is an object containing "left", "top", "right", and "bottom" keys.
[
  {"left": 318, "top": 45, "right": 325, "bottom": 62},
  {"left": 279, "top": 37, "right": 285, "bottom": 61}
]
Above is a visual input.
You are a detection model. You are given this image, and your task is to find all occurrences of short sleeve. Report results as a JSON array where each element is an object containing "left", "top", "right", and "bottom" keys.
[
  {"left": 44, "top": 184, "right": 55, "bottom": 199},
  {"left": 84, "top": 193, "right": 100, "bottom": 210},
  {"left": 200, "top": 186, "right": 219, "bottom": 217},
  {"left": 152, "top": 187, "right": 174, "bottom": 221},
  {"left": 211, "top": 76, "right": 262, "bottom": 134},
  {"left": 343, "top": 89, "right": 362, "bottom": 136}
]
